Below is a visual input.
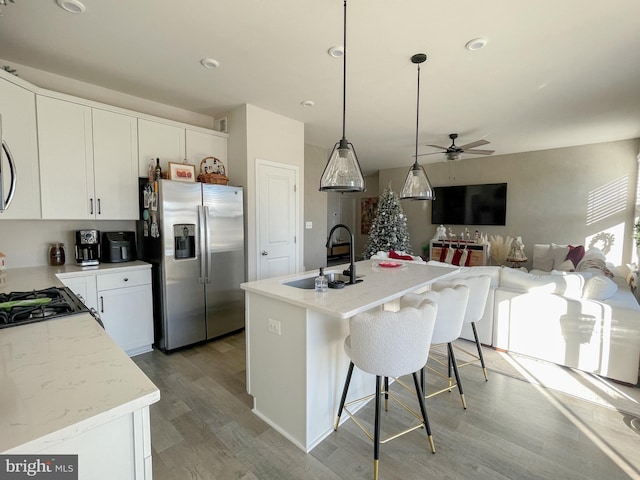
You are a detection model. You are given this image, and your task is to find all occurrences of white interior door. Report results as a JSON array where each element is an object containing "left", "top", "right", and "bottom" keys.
[{"left": 256, "top": 160, "right": 298, "bottom": 279}]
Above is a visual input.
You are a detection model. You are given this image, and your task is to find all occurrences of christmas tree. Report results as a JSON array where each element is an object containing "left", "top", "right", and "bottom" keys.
[{"left": 362, "top": 186, "right": 412, "bottom": 259}]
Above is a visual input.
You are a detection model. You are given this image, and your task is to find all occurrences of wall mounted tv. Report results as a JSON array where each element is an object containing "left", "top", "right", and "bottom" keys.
[{"left": 431, "top": 183, "right": 507, "bottom": 226}]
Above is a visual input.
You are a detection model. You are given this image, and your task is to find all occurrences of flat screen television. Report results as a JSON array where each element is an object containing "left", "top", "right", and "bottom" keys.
[{"left": 431, "top": 183, "right": 507, "bottom": 226}]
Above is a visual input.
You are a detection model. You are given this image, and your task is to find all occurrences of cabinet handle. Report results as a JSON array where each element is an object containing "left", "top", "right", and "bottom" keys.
[
  {"left": 90, "top": 198, "right": 94, "bottom": 215},
  {"left": 97, "top": 198, "right": 101, "bottom": 215},
  {"left": 100, "top": 296, "right": 104, "bottom": 313}
]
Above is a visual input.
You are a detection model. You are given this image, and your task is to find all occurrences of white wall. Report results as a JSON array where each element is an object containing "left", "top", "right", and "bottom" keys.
[
  {"left": 0, "top": 220, "right": 134, "bottom": 268},
  {"left": 228, "top": 104, "right": 305, "bottom": 281},
  {"left": 304, "top": 144, "right": 329, "bottom": 270},
  {"left": 378, "top": 138, "right": 640, "bottom": 267}
]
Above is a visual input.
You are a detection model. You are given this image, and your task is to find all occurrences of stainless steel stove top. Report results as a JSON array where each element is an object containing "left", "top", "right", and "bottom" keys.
[{"left": 0, "top": 287, "right": 93, "bottom": 329}]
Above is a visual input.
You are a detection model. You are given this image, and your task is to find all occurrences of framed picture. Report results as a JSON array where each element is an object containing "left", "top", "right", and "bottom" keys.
[
  {"left": 361, "top": 197, "right": 379, "bottom": 234},
  {"left": 168, "top": 162, "right": 196, "bottom": 182}
]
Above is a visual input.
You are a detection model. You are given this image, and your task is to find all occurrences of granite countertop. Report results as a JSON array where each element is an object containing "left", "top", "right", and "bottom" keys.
[
  {"left": 241, "top": 259, "right": 459, "bottom": 319},
  {"left": 0, "top": 313, "right": 160, "bottom": 453}
]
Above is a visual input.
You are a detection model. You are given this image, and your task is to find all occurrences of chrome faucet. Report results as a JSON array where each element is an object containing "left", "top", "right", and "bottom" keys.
[{"left": 326, "top": 223, "right": 356, "bottom": 284}]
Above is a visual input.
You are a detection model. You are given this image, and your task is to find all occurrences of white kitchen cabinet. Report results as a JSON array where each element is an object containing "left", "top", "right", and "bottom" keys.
[
  {"left": 0, "top": 70, "right": 41, "bottom": 219},
  {"left": 57, "top": 264, "right": 153, "bottom": 357},
  {"left": 97, "top": 268, "right": 153, "bottom": 357},
  {"left": 38, "top": 95, "right": 138, "bottom": 220},
  {"left": 137, "top": 118, "right": 185, "bottom": 177},
  {"left": 59, "top": 274, "right": 98, "bottom": 312},
  {"left": 138, "top": 119, "right": 228, "bottom": 179},
  {"left": 93, "top": 108, "right": 139, "bottom": 219},
  {"left": 185, "top": 128, "right": 228, "bottom": 176}
]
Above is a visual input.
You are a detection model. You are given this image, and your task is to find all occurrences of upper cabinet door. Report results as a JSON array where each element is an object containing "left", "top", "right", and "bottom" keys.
[
  {"left": 0, "top": 73, "right": 41, "bottom": 219},
  {"left": 137, "top": 119, "right": 185, "bottom": 177},
  {"left": 185, "top": 129, "right": 228, "bottom": 177},
  {"left": 93, "top": 109, "right": 138, "bottom": 220},
  {"left": 37, "top": 95, "right": 94, "bottom": 219}
]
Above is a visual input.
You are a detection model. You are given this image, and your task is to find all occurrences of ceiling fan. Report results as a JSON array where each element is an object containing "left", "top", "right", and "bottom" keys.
[{"left": 418, "top": 133, "right": 495, "bottom": 161}]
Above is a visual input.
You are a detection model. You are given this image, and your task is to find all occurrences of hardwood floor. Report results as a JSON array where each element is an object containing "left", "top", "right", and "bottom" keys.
[{"left": 134, "top": 331, "right": 640, "bottom": 480}]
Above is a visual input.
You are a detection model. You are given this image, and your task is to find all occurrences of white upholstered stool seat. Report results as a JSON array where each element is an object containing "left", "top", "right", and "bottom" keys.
[
  {"left": 433, "top": 275, "right": 491, "bottom": 380},
  {"left": 334, "top": 302, "right": 438, "bottom": 480},
  {"left": 401, "top": 285, "right": 470, "bottom": 409}
]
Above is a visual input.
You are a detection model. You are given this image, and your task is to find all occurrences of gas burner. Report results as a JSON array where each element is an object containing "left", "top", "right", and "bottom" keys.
[{"left": 0, "top": 287, "right": 92, "bottom": 329}]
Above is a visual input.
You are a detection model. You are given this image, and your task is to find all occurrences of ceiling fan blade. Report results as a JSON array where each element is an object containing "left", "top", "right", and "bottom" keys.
[
  {"left": 464, "top": 149, "right": 495, "bottom": 155},
  {"left": 425, "top": 144, "right": 449, "bottom": 150},
  {"left": 459, "top": 139, "right": 489, "bottom": 150},
  {"left": 413, "top": 152, "right": 445, "bottom": 158}
]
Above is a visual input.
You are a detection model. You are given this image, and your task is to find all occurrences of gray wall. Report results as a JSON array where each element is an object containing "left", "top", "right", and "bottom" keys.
[{"left": 378, "top": 138, "right": 640, "bottom": 268}]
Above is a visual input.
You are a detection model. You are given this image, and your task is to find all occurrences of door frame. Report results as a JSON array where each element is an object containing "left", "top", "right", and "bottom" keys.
[{"left": 255, "top": 158, "right": 301, "bottom": 279}]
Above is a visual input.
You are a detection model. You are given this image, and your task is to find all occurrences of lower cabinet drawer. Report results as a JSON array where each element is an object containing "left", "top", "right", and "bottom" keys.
[{"left": 97, "top": 269, "right": 151, "bottom": 291}]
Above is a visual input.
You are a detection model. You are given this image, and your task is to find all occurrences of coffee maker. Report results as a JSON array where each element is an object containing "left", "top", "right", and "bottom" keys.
[{"left": 75, "top": 229, "right": 101, "bottom": 266}]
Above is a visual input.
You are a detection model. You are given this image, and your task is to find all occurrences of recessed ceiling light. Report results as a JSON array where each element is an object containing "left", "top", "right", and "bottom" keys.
[
  {"left": 301, "top": 100, "right": 315, "bottom": 108},
  {"left": 328, "top": 46, "right": 344, "bottom": 58},
  {"left": 465, "top": 37, "right": 487, "bottom": 51},
  {"left": 56, "top": 0, "right": 86, "bottom": 14},
  {"left": 200, "top": 58, "right": 220, "bottom": 69}
]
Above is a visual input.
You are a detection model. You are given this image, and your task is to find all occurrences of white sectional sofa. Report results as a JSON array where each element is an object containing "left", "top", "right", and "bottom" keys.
[{"left": 425, "top": 245, "right": 640, "bottom": 384}]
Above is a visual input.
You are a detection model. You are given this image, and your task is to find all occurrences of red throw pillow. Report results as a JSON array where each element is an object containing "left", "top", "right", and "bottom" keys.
[
  {"left": 389, "top": 250, "right": 413, "bottom": 261},
  {"left": 566, "top": 245, "right": 585, "bottom": 267}
]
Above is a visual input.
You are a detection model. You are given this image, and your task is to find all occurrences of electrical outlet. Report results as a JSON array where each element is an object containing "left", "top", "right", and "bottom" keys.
[{"left": 267, "top": 318, "right": 281, "bottom": 336}]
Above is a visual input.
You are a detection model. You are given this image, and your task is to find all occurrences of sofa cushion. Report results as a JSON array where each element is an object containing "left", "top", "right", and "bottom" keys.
[
  {"left": 555, "top": 259, "right": 575, "bottom": 272},
  {"left": 582, "top": 275, "right": 617, "bottom": 301},
  {"left": 500, "top": 267, "right": 584, "bottom": 298},
  {"left": 532, "top": 244, "right": 570, "bottom": 271}
]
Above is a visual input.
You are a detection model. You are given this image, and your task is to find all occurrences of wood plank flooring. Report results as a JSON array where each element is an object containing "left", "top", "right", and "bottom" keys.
[{"left": 133, "top": 331, "right": 640, "bottom": 480}]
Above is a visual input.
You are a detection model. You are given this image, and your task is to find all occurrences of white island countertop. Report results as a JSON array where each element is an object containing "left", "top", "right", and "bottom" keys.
[
  {"left": 241, "top": 259, "right": 459, "bottom": 319},
  {"left": 0, "top": 312, "right": 160, "bottom": 453}
]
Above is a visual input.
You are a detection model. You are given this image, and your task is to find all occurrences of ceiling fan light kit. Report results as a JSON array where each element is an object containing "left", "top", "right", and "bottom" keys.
[
  {"left": 400, "top": 53, "right": 434, "bottom": 201},
  {"left": 320, "top": 0, "right": 365, "bottom": 193}
]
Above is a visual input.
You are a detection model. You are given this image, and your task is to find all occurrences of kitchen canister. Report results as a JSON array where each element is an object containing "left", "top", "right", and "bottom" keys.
[{"left": 48, "top": 243, "right": 66, "bottom": 266}]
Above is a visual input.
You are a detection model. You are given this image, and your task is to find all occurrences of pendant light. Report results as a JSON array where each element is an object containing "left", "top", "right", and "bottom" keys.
[
  {"left": 319, "top": 0, "right": 365, "bottom": 193},
  {"left": 400, "top": 53, "right": 434, "bottom": 200}
]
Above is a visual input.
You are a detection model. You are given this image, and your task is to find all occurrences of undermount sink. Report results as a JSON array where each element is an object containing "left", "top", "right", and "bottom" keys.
[{"left": 283, "top": 272, "right": 363, "bottom": 290}]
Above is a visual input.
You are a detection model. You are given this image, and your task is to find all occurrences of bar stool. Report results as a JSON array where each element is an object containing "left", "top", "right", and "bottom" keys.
[
  {"left": 334, "top": 302, "right": 438, "bottom": 480},
  {"left": 433, "top": 275, "right": 492, "bottom": 381},
  {"left": 401, "top": 285, "right": 470, "bottom": 408}
]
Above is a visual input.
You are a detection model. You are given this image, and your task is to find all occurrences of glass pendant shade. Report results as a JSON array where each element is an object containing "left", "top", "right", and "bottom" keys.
[
  {"left": 400, "top": 52, "right": 434, "bottom": 201},
  {"left": 319, "top": 0, "right": 365, "bottom": 193},
  {"left": 400, "top": 161, "right": 434, "bottom": 200},
  {"left": 320, "top": 138, "right": 365, "bottom": 192}
]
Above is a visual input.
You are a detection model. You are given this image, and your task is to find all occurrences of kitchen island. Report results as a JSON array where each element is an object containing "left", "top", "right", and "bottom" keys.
[
  {"left": 240, "top": 259, "right": 457, "bottom": 452},
  {"left": 0, "top": 266, "right": 160, "bottom": 479}
]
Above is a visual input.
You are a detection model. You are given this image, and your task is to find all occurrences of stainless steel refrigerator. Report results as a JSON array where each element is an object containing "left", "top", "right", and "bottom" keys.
[{"left": 139, "top": 179, "right": 245, "bottom": 351}]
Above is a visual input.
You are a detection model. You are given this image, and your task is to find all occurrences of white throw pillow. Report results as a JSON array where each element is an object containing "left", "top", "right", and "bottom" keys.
[
  {"left": 582, "top": 275, "right": 618, "bottom": 301},
  {"left": 532, "top": 256, "right": 554, "bottom": 272},
  {"left": 549, "top": 244, "right": 570, "bottom": 268},
  {"left": 500, "top": 267, "right": 584, "bottom": 298},
  {"left": 555, "top": 259, "right": 575, "bottom": 272}
]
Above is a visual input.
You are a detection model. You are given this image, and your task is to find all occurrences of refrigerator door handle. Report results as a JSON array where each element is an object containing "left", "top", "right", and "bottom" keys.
[
  {"left": 204, "top": 205, "right": 212, "bottom": 283},
  {"left": 197, "top": 205, "right": 206, "bottom": 283}
]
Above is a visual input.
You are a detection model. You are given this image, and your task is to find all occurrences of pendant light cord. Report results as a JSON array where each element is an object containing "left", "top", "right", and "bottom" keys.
[
  {"left": 341, "top": 0, "right": 347, "bottom": 141},
  {"left": 414, "top": 61, "right": 421, "bottom": 166}
]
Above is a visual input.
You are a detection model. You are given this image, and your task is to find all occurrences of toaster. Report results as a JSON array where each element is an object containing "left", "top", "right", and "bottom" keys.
[{"left": 101, "top": 231, "right": 137, "bottom": 263}]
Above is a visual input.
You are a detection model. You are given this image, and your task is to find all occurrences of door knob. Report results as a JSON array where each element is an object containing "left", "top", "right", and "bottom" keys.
[{"left": 261, "top": 250, "right": 268, "bottom": 256}]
